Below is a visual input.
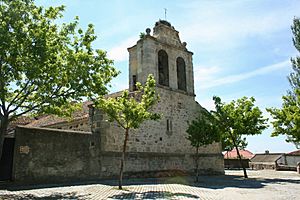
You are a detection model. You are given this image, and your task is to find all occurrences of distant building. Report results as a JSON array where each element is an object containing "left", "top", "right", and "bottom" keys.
[
  {"left": 250, "top": 150, "right": 300, "bottom": 171},
  {"left": 223, "top": 149, "right": 254, "bottom": 169},
  {"left": 250, "top": 151, "right": 283, "bottom": 170}
]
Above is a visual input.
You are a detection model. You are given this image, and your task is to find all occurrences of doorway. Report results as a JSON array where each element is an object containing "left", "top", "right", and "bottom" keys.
[{"left": 0, "top": 138, "right": 15, "bottom": 181}]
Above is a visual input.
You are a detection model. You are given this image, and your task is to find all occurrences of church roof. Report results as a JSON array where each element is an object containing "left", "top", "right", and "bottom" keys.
[{"left": 25, "top": 101, "right": 91, "bottom": 128}]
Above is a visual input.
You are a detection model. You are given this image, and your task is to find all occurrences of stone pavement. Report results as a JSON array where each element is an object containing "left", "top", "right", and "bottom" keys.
[{"left": 0, "top": 170, "right": 299, "bottom": 200}]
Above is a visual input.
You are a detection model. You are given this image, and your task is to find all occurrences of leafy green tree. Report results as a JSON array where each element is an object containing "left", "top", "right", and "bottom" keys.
[
  {"left": 213, "top": 96, "right": 268, "bottom": 178},
  {"left": 186, "top": 108, "right": 219, "bottom": 182},
  {"left": 267, "top": 18, "right": 300, "bottom": 148},
  {"left": 0, "top": 0, "right": 118, "bottom": 158},
  {"left": 95, "top": 74, "right": 160, "bottom": 189}
]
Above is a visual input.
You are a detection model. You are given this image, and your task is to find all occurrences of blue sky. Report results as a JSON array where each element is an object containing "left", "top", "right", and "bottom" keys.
[{"left": 38, "top": 0, "right": 300, "bottom": 153}]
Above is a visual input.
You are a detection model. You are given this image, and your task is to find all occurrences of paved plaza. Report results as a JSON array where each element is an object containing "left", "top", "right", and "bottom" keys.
[{"left": 0, "top": 170, "right": 299, "bottom": 200}]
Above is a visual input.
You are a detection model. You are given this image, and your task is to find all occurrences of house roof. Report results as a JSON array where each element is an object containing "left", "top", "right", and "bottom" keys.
[
  {"left": 7, "top": 116, "right": 35, "bottom": 136},
  {"left": 250, "top": 153, "right": 283, "bottom": 163},
  {"left": 223, "top": 149, "right": 254, "bottom": 159},
  {"left": 287, "top": 150, "right": 300, "bottom": 155},
  {"left": 25, "top": 101, "right": 91, "bottom": 128}
]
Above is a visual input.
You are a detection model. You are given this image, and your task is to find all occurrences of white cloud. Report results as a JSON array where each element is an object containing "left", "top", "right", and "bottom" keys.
[
  {"left": 178, "top": 1, "right": 300, "bottom": 48},
  {"left": 194, "top": 65, "right": 222, "bottom": 82},
  {"left": 107, "top": 37, "right": 136, "bottom": 62},
  {"left": 197, "top": 59, "right": 290, "bottom": 89}
]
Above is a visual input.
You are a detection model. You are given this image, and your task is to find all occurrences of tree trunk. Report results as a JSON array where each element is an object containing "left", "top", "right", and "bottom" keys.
[
  {"left": 119, "top": 128, "right": 129, "bottom": 189},
  {"left": 0, "top": 116, "right": 9, "bottom": 161},
  {"left": 234, "top": 145, "right": 248, "bottom": 178},
  {"left": 195, "top": 146, "right": 199, "bottom": 182}
]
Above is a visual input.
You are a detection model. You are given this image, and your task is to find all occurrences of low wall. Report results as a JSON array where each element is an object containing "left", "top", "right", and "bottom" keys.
[
  {"left": 12, "top": 126, "right": 224, "bottom": 184},
  {"left": 13, "top": 126, "right": 101, "bottom": 183},
  {"left": 100, "top": 152, "right": 224, "bottom": 178},
  {"left": 285, "top": 155, "right": 300, "bottom": 167},
  {"left": 224, "top": 159, "right": 250, "bottom": 169}
]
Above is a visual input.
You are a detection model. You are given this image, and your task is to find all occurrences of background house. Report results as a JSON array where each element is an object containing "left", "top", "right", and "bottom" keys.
[
  {"left": 250, "top": 151, "right": 283, "bottom": 170},
  {"left": 250, "top": 150, "right": 300, "bottom": 171},
  {"left": 223, "top": 149, "right": 254, "bottom": 169}
]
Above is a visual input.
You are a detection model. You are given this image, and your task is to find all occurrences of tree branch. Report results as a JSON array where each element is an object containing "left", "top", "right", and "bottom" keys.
[
  {"left": 10, "top": 103, "right": 41, "bottom": 121},
  {"left": 7, "top": 85, "right": 38, "bottom": 115},
  {"left": 7, "top": 80, "right": 32, "bottom": 111},
  {"left": 0, "top": 63, "right": 6, "bottom": 116},
  {"left": 8, "top": 85, "right": 72, "bottom": 120}
]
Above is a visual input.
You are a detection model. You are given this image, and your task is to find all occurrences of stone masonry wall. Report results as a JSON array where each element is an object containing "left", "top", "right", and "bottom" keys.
[
  {"left": 92, "top": 87, "right": 224, "bottom": 174},
  {"left": 128, "top": 23, "right": 194, "bottom": 95},
  {"left": 94, "top": 87, "right": 221, "bottom": 154},
  {"left": 13, "top": 126, "right": 102, "bottom": 183}
]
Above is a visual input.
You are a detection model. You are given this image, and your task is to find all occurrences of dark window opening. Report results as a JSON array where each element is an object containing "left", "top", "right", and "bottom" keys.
[
  {"left": 159, "top": 137, "right": 162, "bottom": 141},
  {"left": 166, "top": 119, "right": 172, "bottom": 132},
  {"left": 132, "top": 75, "right": 137, "bottom": 91},
  {"left": 177, "top": 57, "right": 187, "bottom": 91},
  {"left": 158, "top": 50, "right": 169, "bottom": 86},
  {"left": 167, "top": 119, "right": 169, "bottom": 131}
]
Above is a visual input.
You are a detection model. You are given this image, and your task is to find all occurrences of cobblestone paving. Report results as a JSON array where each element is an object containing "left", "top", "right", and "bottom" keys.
[{"left": 0, "top": 170, "right": 299, "bottom": 200}]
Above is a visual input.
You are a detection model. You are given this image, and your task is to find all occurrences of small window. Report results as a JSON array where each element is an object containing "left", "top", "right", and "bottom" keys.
[
  {"left": 90, "top": 141, "right": 95, "bottom": 148},
  {"left": 167, "top": 119, "right": 170, "bottom": 131},
  {"left": 132, "top": 75, "right": 137, "bottom": 91},
  {"left": 177, "top": 57, "right": 187, "bottom": 91},
  {"left": 158, "top": 50, "right": 169, "bottom": 86},
  {"left": 166, "top": 119, "right": 172, "bottom": 135}
]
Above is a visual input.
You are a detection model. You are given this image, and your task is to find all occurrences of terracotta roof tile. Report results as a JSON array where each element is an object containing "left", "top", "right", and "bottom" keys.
[
  {"left": 287, "top": 150, "right": 300, "bottom": 155},
  {"left": 25, "top": 101, "right": 90, "bottom": 127},
  {"left": 224, "top": 149, "right": 254, "bottom": 159}
]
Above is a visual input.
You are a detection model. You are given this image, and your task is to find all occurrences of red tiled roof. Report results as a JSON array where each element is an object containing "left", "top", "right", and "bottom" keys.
[
  {"left": 26, "top": 101, "right": 91, "bottom": 128},
  {"left": 7, "top": 116, "right": 35, "bottom": 133},
  {"left": 287, "top": 150, "right": 300, "bottom": 155},
  {"left": 224, "top": 149, "right": 254, "bottom": 159}
]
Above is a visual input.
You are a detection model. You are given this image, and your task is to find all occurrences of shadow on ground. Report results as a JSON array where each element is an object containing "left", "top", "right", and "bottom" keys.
[
  {"left": 189, "top": 174, "right": 300, "bottom": 189},
  {"left": 0, "top": 192, "right": 89, "bottom": 200},
  {"left": 1, "top": 173, "right": 300, "bottom": 191},
  {"left": 107, "top": 191, "right": 199, "bottom": 200}
]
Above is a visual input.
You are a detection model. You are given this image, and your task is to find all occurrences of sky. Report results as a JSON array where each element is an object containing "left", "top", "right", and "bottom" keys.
[{"left": 37, "top": 0, "right": 300, "bottom": 153}]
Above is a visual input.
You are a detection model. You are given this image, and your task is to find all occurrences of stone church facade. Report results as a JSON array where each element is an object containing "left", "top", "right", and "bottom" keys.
[
  {"left": 91, "top": 20, "right": 224, "bottom": 176},
  {"left": 2, "top": 20, "right": 223, "bottom": 183}
]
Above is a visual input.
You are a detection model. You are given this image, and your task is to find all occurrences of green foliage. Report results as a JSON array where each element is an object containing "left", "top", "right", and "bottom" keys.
[
  {"left": 95, "top": 74, "right": 160, "bottom": 189},
  {"left": 186, "top": 108, "right": 220, "bottom": 149},
  {"left": 213, "top": 96, "right": 268, "bottom": 151},
  {"left": 267, "top": 90, "right": 300, "bottom": 145},
  {"left": 213, "top": 96, "right": 268, "bottom": 178},
  {"left": 267, "top": 18, "right": 300, "bottom": 147},
  {"left": 0, "top": 0, "right": 118, "bottom": 121},
  {"left": 95, "top": 74, "right": 160, "bottom": 129},
  {"left": 139, "top": 32, "right": 146, "bottom": 39},
  {"left": 222, "top": 134, "right": 247, "bottom": 152}
]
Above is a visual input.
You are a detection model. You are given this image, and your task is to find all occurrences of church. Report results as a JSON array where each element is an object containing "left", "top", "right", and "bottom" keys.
[
  {"left": 1, "top": 20, "right": 223, "bottom": 183},
  {"left": 90, "top": 20, "right": 224, "bottom": 176}
]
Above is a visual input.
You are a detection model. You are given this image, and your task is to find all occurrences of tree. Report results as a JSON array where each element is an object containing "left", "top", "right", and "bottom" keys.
[
  {"left": 186, "top": 108, "right": 219, "bottom": 182},
  {"left": 267, "top": 18, "right": 300, "bottom": 148},
  {"left": 213, "top": 96, "right": 268, "bottom": 178},
  {"left": 0, "top": 0, "right": 118, "bottom": 159},
  {"left": 95, "top": 74, "right": 160, "bottom": 189}
]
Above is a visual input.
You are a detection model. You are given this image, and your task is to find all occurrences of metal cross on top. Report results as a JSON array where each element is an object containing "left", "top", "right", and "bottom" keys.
[{"left": 164, "top": 8, "right": 167, "bottom": 20}]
